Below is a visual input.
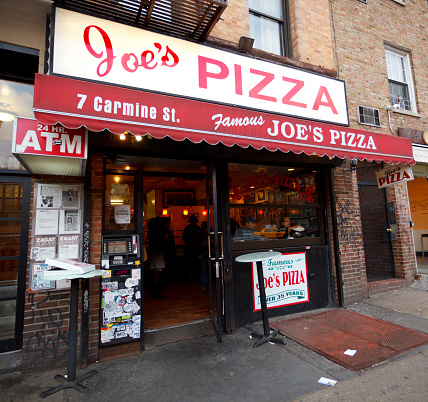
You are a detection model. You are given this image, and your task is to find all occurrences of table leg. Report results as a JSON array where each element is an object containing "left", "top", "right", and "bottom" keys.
[
  {"left": 40, "top": 279, "right": 98, "bottom": 398},
  {"left": 250, "top": 261, "right": 286, "bottom": 348}
]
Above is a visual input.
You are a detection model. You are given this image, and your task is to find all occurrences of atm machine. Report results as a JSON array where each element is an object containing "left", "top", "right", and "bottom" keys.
[{"left": 100, "top": 235, "right": 141, "bottom": 346}]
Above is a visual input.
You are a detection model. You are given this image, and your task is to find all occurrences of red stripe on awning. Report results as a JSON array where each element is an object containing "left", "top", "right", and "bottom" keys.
[{"left": 33, "top": 74, "right": 414, "bottom": 165}]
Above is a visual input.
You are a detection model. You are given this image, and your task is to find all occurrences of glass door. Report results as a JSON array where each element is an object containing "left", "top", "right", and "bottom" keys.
[
  {"left": 206, "top": 162, "right": 223, "bottom": 343},
  {"left": 0, "top": 175, "right": 30, "bottom": 352}
]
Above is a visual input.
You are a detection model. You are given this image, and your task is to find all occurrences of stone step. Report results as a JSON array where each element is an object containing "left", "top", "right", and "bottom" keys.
[
  {"left": 144, "top": 319, "right": 215, "bottom": 350},
  {"left": 0, "top": 315, "right": 15, "bottom": 340},
  {"left": 0, "top": 284, "right": 17, "bottom": 299}
]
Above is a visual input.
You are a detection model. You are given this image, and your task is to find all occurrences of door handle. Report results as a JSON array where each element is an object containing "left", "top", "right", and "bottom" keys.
[{"left": 386, "top": 228, "right": 392, "bottom": 232}]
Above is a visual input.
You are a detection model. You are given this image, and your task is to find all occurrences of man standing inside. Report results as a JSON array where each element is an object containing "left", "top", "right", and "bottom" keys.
[
  {"left": 234, "top": 216, "right": 257, "bottom": 237},
  {"left": 182, "top": 215, "right": 201, "bottom": 285}
]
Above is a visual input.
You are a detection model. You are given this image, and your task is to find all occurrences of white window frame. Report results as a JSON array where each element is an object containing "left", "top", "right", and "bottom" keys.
[{"left": 385, "top": 45, "right": 417, "bottom": 114}]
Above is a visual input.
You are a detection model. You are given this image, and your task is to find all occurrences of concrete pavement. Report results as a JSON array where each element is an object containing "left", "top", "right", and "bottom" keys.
[{"left": 1, "top": 275, "right": 427, "bottom": 402}]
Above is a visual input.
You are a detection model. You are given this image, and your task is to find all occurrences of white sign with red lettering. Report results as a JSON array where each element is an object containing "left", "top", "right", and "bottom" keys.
[
  {"left": 12, "top": 117, "right": 87, "bottom": 158},
  {"left": 252, "top": 252, "right": 309, "bottom": 311},
  {"left": 51, "top": 7, "right": 348, "bottom": 125},
  {"left": 375, "top": 164, "right": 414, "bottom": 189}
]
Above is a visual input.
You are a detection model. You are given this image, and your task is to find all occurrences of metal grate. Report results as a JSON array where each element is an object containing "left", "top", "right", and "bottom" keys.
[
  {"left": 53, "top": 0, "right": 227, "bottom": 42},
  {"left": 358, "top": 106, "right": 381, "bottom": 127}
]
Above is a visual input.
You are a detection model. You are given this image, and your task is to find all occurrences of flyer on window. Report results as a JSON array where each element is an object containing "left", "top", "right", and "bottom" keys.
[
  {"left": 114, "top": 204, "right": 131, "bottom": 224},
  {"left": 61, "top": 185, "right": 81, "bottom": 208},
  {"left": 37, "top": 183, "right": 61, "bottom": 208},
  {"left": 59, "top": 209, "right": 81, "bottom": 234},
  {"left": 35, "top": 209, "right": 59, "bottom": 235}
]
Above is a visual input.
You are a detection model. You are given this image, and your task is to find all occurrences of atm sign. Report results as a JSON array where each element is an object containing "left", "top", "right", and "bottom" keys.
[{"left": 12, "top": 117, "right": 87, "bottom": 158}]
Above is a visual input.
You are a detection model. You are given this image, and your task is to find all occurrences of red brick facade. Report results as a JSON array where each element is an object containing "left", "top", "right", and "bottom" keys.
[{"left": 87, "top": 154, "right": 104, "bottom": 364}]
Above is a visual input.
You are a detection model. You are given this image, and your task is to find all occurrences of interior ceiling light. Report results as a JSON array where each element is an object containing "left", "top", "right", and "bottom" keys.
[
  {"left": 135, "top": 135, "right": 143, "bottom": 141},
  {"left": 0, "top": 103, "right": 18, "bottom": 122},
  {"left": 119, "top": 133, "right": 126, "bottom": 140}
]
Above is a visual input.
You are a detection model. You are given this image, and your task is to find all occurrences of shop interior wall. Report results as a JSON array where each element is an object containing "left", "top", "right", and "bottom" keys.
[{"left": 407, "top": 177, "right": 428, "bottom": 253}]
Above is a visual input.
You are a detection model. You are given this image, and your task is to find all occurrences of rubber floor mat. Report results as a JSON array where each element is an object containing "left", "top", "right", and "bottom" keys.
[{"left": 271, "top": 309, "right": 428, "bottom": 371}]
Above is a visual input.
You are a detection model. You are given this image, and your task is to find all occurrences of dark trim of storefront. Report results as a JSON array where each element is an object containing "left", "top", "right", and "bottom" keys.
[
  {"left": 89, "top": 132, "right": 344, "bottom": 170},
  {"left": 89, "top": 131, "right": 339, "bottom": 331},
  {"left": 0, "top": 174, "right": 31, "bottom": 352}
]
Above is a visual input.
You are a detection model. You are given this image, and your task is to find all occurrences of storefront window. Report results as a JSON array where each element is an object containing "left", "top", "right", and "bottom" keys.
[
  {"left": 0, "top": 80, "right": 34, "bottom": 170},
  {"left": 229, "top": 163, "right": 321, "bottom": 242},
  {"left": 104, "top": 173, "right": 136, "bottom": 232}
]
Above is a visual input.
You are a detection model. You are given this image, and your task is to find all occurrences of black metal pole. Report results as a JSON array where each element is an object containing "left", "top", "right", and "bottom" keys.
[
  {"left": 68, "top": 278, "right": 79, "bottom": 382},
  {"left": 256, "top": 261, "right": 270, "bottom": 338}
]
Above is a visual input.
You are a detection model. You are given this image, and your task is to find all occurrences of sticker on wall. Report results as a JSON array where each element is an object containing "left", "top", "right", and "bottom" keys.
[
  {"left": 125, "top": 278, "right": 138, "bottom": 288},
  {"left": 103, "top": 281, "right": 118, "bottom": 291},
  {"left": 133, "top": 315, "right": 141, "bottom": 339}
]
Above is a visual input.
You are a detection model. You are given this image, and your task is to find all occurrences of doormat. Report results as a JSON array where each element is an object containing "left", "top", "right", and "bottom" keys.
[{"left": 270, "top": 309, "right": 428, "bottom": 371}]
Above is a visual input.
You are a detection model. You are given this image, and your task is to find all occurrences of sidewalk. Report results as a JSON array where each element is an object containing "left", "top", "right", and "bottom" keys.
[{"left": 1, "top": 276, "right": 428, "bottom": 402}]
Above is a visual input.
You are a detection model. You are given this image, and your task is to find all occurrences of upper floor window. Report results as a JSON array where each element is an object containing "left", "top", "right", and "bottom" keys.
[
  {"left": 385, "top": 46, "right": 416, "bottom": 112},
  {"left": 249, "top": 0, "right": 290, "bottom": 57}
]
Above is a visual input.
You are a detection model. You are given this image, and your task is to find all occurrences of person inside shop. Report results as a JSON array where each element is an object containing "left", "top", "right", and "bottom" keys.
[
  {"left": 279, "top": 217, "right": 297, "bottom": 238},
  {"left": 197, "top": 221, "right": 209, "bottom": 294},
  {"left": 147, "top": 217, "right": 170, "bottom": 299},
  {"left": 234, "top": 216, "right": 258, "bottom": 237},
  {"left": 182, "top": 214, "right": 201, "bottom": 285},
  {"left": 230, "top": 216, "right": 240, "bottom": 236}
]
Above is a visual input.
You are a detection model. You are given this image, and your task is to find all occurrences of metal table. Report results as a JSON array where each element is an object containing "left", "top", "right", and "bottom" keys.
[
  {"left": 40, "top": 269, "right": 106, "bottom": 398},
  {"left": 235, "top": 251, "right": 287, "bottom": 348}
]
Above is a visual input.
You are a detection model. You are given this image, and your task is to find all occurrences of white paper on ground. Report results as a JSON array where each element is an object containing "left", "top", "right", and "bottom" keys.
[
  {"left": 344, "top": 349, "right": 357, "bottom": 356},
  {"left": 318, "top": 377, "right": 337, "bottom": 386}
]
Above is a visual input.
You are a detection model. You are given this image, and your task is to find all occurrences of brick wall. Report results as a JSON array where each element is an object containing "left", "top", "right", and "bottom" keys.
[
  {"left": 332, "top": 160, "right": 367, "bottom": 305},
  {"left": 87, "top": 154, "right": 104, "bottom": 364},
  {"left": 386, "top": 182, "right": 416, "bottom": 281},
  {"left": 210, "top": 0, "right": 335, "bottom": 71},
  {"left": 330, "top": 0, "right": 428, "bottom": 135},
  {"left": 288, "top": 0, "right": 335, "bottom": 70},
  {"left": 330, "top": 0, "right": 422, "bottom": 294},
  {"left": 22, "top": 175, "right": 84, "bottom": 373},
  {"left": 210, "top": 0, "right": 249, "bottom": 43}
]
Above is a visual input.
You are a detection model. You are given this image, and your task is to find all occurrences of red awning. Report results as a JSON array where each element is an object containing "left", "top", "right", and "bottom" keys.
[{"left": 33, "top": 74, "right": 414, "bottom": 165}]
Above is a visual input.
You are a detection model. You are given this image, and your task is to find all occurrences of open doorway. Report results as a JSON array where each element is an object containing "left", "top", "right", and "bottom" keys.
[{"left": 140, "top": 158, "right": 216, "bottom": 330}]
